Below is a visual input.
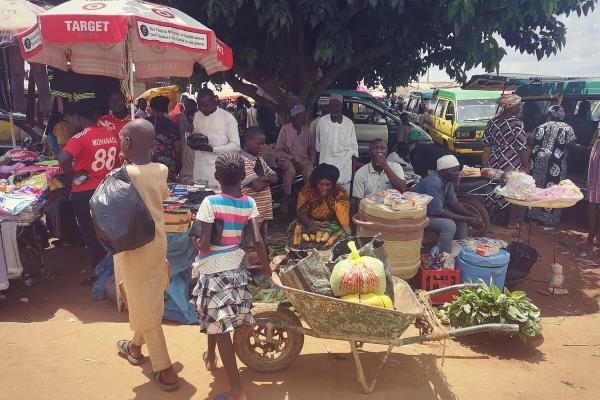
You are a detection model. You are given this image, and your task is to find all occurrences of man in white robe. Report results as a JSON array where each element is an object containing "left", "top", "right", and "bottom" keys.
[
  {"left": 315, "top": 93, "right": 358, "bottom": 193},
  {"left": 190, "top": 88, "right": 240, "bottom": 187}
]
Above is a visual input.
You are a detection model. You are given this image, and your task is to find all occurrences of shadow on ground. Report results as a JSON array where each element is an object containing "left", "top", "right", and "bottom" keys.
[{"left": 203, "top": 351, "right": 463, "bottom": 400}]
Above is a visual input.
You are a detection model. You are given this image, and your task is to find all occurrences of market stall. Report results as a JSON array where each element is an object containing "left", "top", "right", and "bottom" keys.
[
  {"left": 0, "top": 147, "right": 59, "bottom": 290},
  {"left": 497, "top": 171, "right": 584, "bottom": 293}
]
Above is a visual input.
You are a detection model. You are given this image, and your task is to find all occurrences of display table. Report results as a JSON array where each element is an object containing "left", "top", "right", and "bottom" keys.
[
  {"left": 0, "top": 203, "right": 46, "bottom": 290},
  {"left": 505, "top": 197, "right": 576, "bottom": 266}
]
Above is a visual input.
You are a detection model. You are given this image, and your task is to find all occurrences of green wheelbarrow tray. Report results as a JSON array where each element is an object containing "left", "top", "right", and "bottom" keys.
[{"left": 233, "top": 277, "right": 519, "bottom": 394}]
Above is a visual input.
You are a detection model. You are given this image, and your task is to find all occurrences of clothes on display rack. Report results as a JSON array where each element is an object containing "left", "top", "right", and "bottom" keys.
[{"left": 0, "top": 191, "right": 38, "bottom": 216}]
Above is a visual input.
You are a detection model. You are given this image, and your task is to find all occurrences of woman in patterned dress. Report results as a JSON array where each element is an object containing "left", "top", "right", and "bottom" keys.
[
  {"left": 529, "top": 106, "right": 577, "bottom": 225},
  {"left": 586, "top": 129, "right": 600, "bottom": 246},
  {"left": 483, "top": 94, "right": 529, "bottom": 228},
  {"left": 296, "top": 163, "right": 351, "bottom": 233}
]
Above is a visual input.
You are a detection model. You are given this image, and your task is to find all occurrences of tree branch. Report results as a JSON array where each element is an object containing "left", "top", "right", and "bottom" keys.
[{"left": 225, "top": 71, "right": 277, "bottom": 110}]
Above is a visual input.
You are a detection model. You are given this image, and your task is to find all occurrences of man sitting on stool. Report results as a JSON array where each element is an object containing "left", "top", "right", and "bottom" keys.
[{"left": 413, "top": 155, "right": 483, "bottom": 253}]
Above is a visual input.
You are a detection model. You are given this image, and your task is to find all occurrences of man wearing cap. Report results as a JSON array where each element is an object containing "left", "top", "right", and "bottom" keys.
[
  {"left": 413, "top": 155, "right": 483, "bottom": 253},
  {"left": 275, "top": 105, "right": 316, "bottom": 210},
  {"left": 316, "top": 93, "right": 358, "bottom": 193}
]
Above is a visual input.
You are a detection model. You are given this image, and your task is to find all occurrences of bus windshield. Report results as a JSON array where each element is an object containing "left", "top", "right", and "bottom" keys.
[{"left": 457, "top": 99, "right": 498, "bottom": 122}]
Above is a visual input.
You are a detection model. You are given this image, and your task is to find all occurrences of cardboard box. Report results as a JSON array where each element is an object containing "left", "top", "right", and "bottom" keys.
[{"left": 164, "top": 210, "right": 191, "bottom": 233}]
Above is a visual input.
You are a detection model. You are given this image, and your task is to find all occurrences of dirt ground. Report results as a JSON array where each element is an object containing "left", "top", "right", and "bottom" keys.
[{"left": 1, "top": 218, "right": 600, "bottom": 400}]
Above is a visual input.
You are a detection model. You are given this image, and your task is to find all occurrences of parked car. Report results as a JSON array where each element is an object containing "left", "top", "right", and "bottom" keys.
[
  {"left": 423, "top": 88, "right": 501, "bottom": 156},
  {"left": 405, "top": 89, "right": 434, "bottom": 126}
]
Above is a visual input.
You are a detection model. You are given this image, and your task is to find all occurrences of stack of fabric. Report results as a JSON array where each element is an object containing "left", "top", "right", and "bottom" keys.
[{"left": 0, "top": 149, "right": 60, "bottom": 220}]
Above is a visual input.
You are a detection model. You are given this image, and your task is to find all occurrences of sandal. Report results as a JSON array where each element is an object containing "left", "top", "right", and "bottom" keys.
[
  {"left": 153, "top": 371, "right": 180, "bottom": 392},
  {"left": 116, "top": 340, "right": 146, "bottom": 366},
  {"left": 203, "top": 351, "right": 219, "bottom": 371}
]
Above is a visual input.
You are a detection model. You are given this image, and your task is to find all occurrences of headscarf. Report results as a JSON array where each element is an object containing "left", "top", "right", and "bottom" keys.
[
  {"left": 309, "top": 163, "right": 340, "bottom": 188},
  {"left": 547, "top": 105, "right": 566, "bottom": 121},
  {"left": 498, "top": 94, "right": 521, "bottom": 115}
]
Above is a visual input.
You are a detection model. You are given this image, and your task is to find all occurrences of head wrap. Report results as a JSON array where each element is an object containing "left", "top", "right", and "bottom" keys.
[
  {"left": 498, "top": 94, "right": 521, "bottom": 111},
  {"left": 309, "top": 163, "right": 340, "bottom": 187},
  {"left": 150, "top": 95, "right": 169, "bottom": 113},
  {"left": 290, "top": 105, "right": 306, "bottom": 118},
  {"left": 329, "top": 93, "right": 343, "bottom": 103},
  {"left": 547, "top": 105, "right": 566, "bottom": 121},
  {"left": 437, "top": 155, "right": 460, "bottom": 171}
]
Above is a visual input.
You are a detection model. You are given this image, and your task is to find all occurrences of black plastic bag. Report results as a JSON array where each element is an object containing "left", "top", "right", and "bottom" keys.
[{"left": 90, "top": 167, "right": 155, "bottom": 254}]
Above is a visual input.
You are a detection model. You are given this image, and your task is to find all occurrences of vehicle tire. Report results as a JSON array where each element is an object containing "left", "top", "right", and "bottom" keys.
[
  {"left": 457, "top": 195, "right": 490, "bottom": 236},
  {"left": 233, "top": 304, "right": 304, "bottom": 373}
]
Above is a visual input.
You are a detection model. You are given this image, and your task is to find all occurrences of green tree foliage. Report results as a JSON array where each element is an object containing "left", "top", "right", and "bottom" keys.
[{"left": 171, "top": 0, "right": 596, "bottom": 112}]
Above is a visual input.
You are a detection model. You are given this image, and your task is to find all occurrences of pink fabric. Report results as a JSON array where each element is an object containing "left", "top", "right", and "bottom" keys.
[{"left": 3, "top": 149, "right": 40, "bottom": 162}]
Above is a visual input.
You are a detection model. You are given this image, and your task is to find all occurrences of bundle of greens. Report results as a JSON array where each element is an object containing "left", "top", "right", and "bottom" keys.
[
  {"left": 437, "top": 280, "right": 542, "bottom": 338},
  {"left": 248, "top": 285, "right": 288, "bottom": 304}
]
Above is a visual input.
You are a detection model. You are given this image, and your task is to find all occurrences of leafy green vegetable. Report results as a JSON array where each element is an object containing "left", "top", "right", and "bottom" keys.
[
  {"left": 437, "top": 280, "right": 542, "bottom": 339},
  {"left": 248, "top": 285, "right": 288, "bottom": 304}
]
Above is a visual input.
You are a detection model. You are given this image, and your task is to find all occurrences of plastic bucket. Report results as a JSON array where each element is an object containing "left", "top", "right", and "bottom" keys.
[
  {"left": 456, "top": 249, "right": 510, "bottom": 289},
  {"left": 505, "top": 242, "right": 539, "bottom": 287}
]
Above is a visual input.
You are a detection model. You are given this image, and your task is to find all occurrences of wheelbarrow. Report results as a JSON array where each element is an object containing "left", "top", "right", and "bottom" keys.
[{"left": 233, "top": 277, "right": 519, "bottom": 394}]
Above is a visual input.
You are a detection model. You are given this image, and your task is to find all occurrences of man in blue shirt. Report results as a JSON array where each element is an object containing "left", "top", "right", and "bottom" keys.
[{"left": 413, "top": 155, "right": 483, "bottom": 252}]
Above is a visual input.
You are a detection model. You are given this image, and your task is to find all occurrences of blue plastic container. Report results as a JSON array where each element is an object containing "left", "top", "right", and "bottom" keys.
[{"left": 456, "top": 248, "right": 510, "bottom": 289}]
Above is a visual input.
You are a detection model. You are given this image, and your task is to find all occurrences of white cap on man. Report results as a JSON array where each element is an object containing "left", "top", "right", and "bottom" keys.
[
  {"left": 329, "top": 93, "right": 343, "bottom": 103},
  {"left": 290, "top": 105, "right": 306, "bottom": 117},
  {"left": 437, "top": 155, "right": 460, "bottom": 171}
]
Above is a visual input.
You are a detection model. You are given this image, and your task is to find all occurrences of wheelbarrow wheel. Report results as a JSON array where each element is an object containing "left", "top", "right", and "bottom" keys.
[{"left": 233, "top": 304, "right": 304, "bottom": 372}]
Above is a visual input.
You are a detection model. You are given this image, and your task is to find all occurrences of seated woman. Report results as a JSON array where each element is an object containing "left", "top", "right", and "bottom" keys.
[{"left": 296, "top": 163, "right": 351, "bottom": 233}]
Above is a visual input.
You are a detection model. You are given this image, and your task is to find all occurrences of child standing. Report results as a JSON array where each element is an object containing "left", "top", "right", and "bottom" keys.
[
  {"left": 241, "top": 127, "right": 278, "bottom": 233},
  {"left": 192, "top": 151, "right": 271, "bottom": 400},
  {"left": 113, "top": 119, "right": 179, "bottom": 391}
]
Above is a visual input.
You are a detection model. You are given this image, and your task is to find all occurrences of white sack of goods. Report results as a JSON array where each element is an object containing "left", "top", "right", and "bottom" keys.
[{"left": 330, "top": 241, "right": 386, "bottom": 297}]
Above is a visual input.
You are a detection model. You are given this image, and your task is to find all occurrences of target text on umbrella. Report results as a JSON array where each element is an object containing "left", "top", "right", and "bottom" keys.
[{"left": 64, "top": 20, "right": 110, "bottom": 33}]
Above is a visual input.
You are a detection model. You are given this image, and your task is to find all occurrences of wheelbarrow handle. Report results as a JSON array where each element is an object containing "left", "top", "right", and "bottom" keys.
[
  {"left": 426, "top": 282, "right": 478, "bottom": 296},
  {"left": 397, "top": 323, "right": 520, "bottom": 346}
]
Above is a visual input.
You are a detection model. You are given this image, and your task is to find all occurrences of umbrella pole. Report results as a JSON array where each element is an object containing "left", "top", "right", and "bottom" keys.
[
  {"left": 128, "top": 39, "right": 134, "bottom": 120},
  {"left": 2, "top": 48, "right": 17, "bottom": 148},
  {"left": 9, "top": 111, "right": 16, "bottom": 148}
]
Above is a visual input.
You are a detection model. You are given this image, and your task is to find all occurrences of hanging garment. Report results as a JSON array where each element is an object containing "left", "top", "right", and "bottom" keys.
[{"left": 2, "top": 47, "right": 50, "bottom": 114}]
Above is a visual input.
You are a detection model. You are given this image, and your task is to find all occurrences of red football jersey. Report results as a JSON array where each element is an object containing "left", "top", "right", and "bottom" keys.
[
  {"left": 62, "top": 127, "right": 121, "bottom": 192},
  {"left": 97, "top": 114, "right": 130, "bottom": 136}
]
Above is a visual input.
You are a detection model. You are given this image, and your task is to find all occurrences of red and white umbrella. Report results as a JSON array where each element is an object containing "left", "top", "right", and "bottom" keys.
[
  {"left": 1, "top": 0, "right": 49, "bottom": 147},
  {"left": 0, "top": 0, "right": 47, "bottom": 48},
  {"left": 17, "top": 0, "right": 233, "bottom": 81}
]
